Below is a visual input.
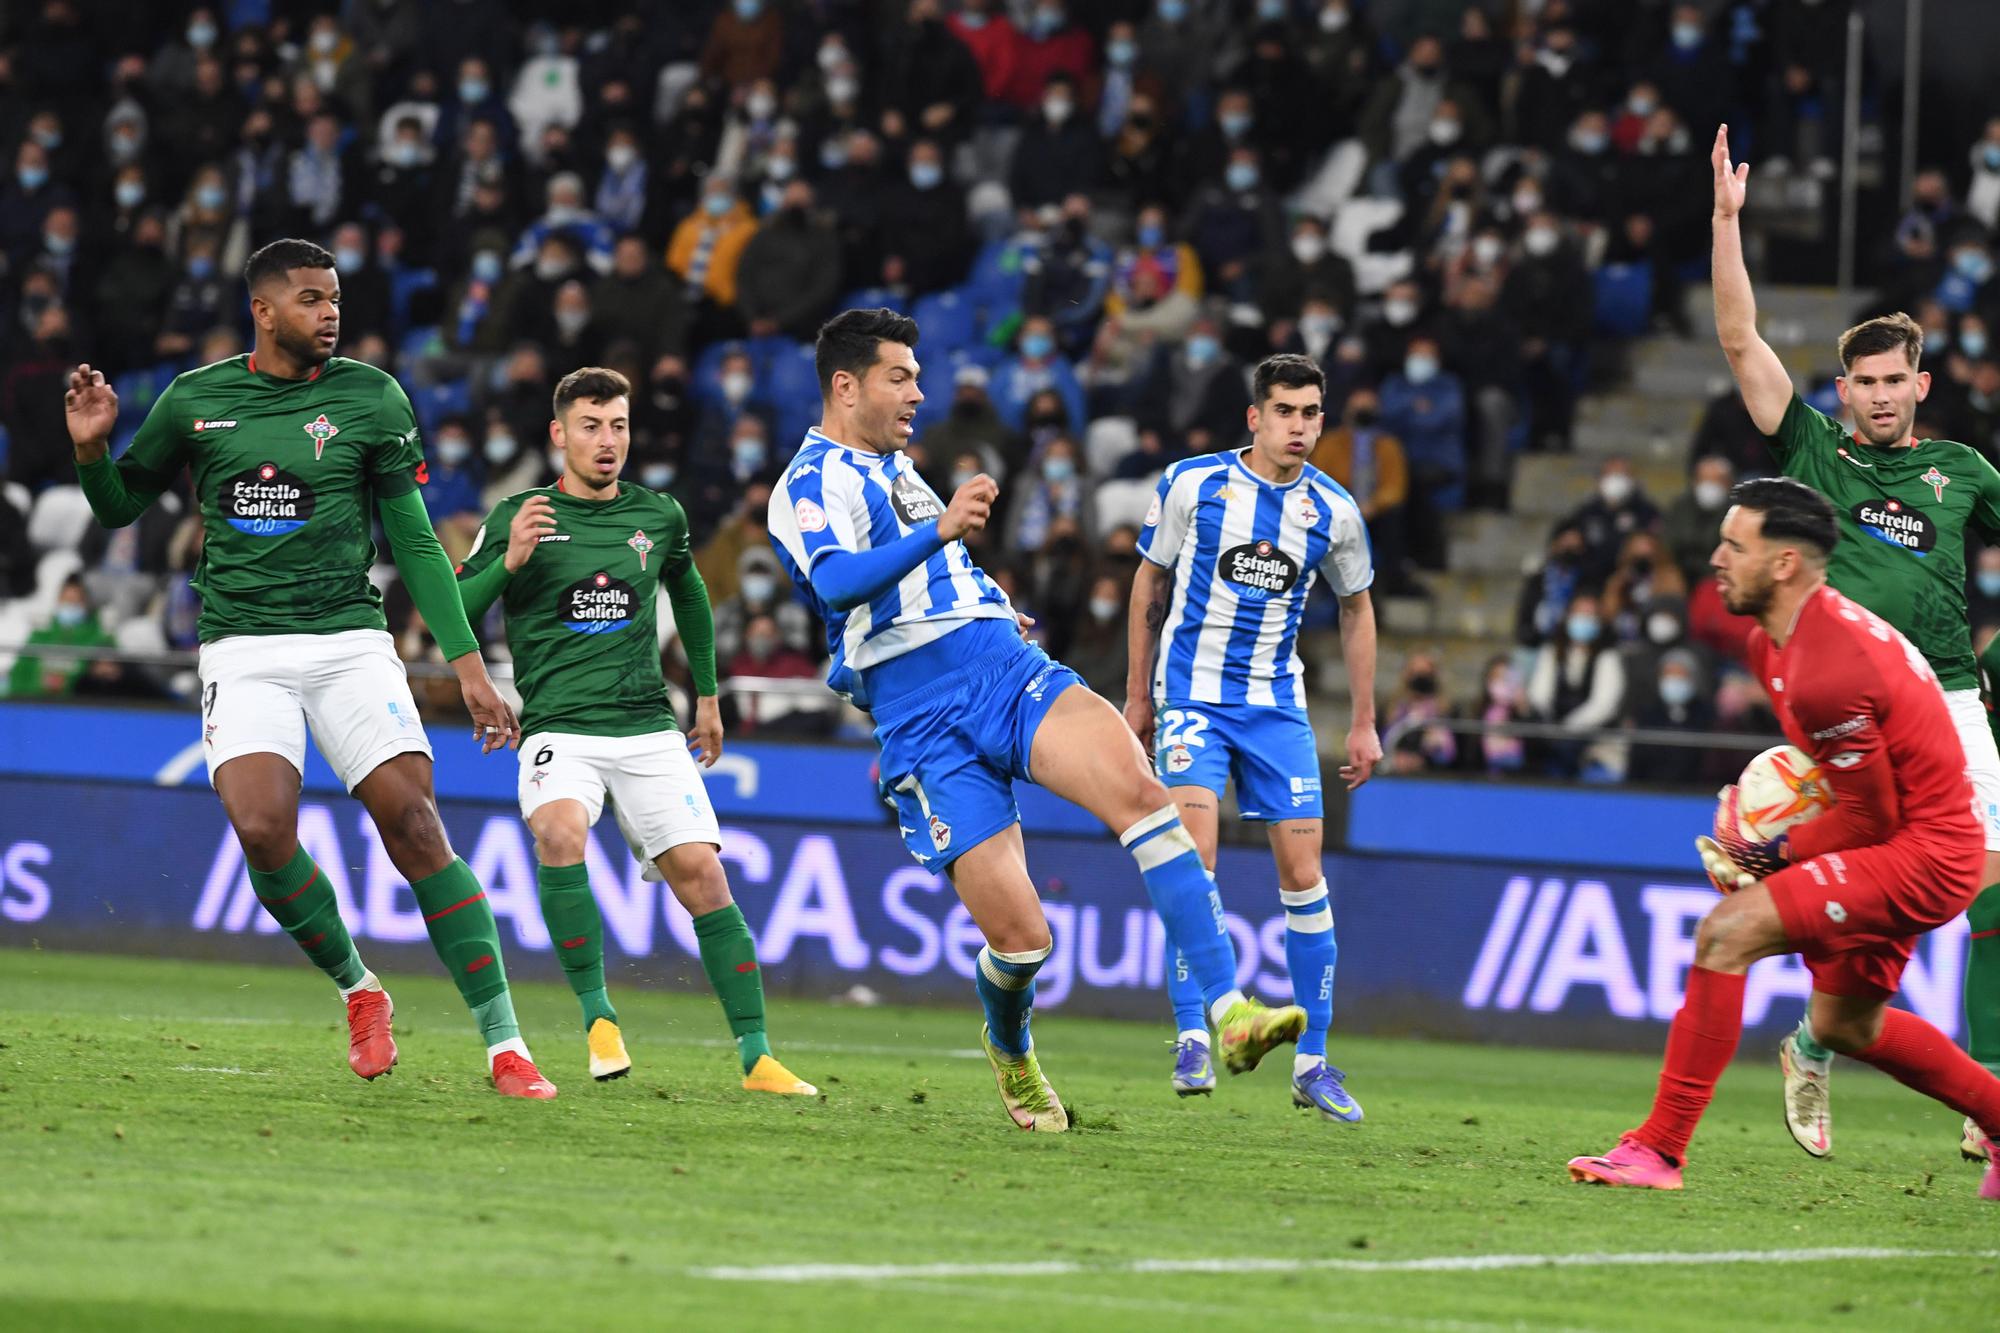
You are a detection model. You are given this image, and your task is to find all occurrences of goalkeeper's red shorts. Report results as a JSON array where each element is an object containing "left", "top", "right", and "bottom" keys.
[{"left": 1766, "top": 834, "right": 1984, "bottom": 1000}]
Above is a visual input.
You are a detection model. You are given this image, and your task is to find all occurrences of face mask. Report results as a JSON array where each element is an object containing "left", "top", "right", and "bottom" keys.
[
  {"left": 1566, "top": 614, "right": 1600, "bottom": 643},
  {"left": 535, "top": 254, "right": 569, "bottom": 281},
  {"left": 1300, "top": 312, "right": 1339, "bottom": 340},
  {"left": 1511, "top": 188, "right": 1542, "bottom": 216},
  {"left": 312, "top": 28, "right": 339, "bottom": 54},
  {"left": 335, "top": 245, "right": 363, "bottom": 271},
  {"left": 722, "top": 371, "right": 753, "bottom": 401},
  {"left": 1472, "top": 235, "right": 1504, "bottom": 266},
  {"left": 111, "top": 133, "right": 141, "bottom": 162},
  {"left": 1524, "top": 226, "right": 1559, "bottom": 257},
  {"left": 387, "top": 140, "right": 423, "bottom": 168},
  {"left": 460, "top": 79, "right": 489, "bottom": 103},
  {"left": 1159, "top": 0, "right": 1188, "bottom": 22},
  {"left": 1569, "top": 129, "right": 1608, "bottom": 155},
  {"left": 1043, "top": 96, "right": 1073, "bottom": 125},
  {"left": 188, "top": 21, "right": 217, "bottom": 47},
  {"left": 1185, "top": 333, "right": 1220, "bottom": 367},
  {"left": 1671, "top": 22, "right": 1703, "bottom": 51},
  {"left": 1320, "top": 4, "right": 1349, "bottom": 32},
  {"left": 959, "top": 12, "right": 989, "bottom": 29},
  {"left": 1428, "top": 119, "right": 1462, "bottom": 147},
  {"left": 1220, "top": 111, "right": 1253, "bottom": 140},
  {"left": 1257, "top": 0, "right": 1288, "bottom": 19},
  {"left": 819, "top": 139, "right": 849, "bottom": 170},
  {"left": 909, "top": 161, "right": 942, "bottom": 190},
  {"left": 1108, "top": 38, "right": 1137, "bottom": 68},
  {"left": 472, "top": 252, "right": 503, "bottom": 284},
  {"left": 188, "top": 256, "right": 216, "bottom": 280},
  {"left": 31, "top": 126, "right": 61, "bottom": 151},
  {"left": 1225, "top": 162, "right": 1259, "bottom": 193},
  {"left": 1043, "top": 456, "right": 1075, "bottom": 483},
  {"left": 55, "top": 604, "right": 86, "bottom": 629},
  {"left": 484, "top": 433, "right": 517, "bottom": 465},
  {"left": 555, "top": 308, "right": 589, "bottom": 336},
  {"left": 735, "top": 0, "right": 764, "bottom": 20},
  {"left": 1021, "top": 332, "right": 1054, "bottom": 360},
  {"left": 43, "top": 230, "right": 74, "bottom": 256},
  {"left": 1599, "top": 472, "right": 1635, "bottom": 504},
  {"left": 818, "top": 43, "right": 845, "bottom": 72},
  {"left": 1956, "top": 250, "right": 1994, "bottom": 284},
  {"left": 1407, "top": 672, "right": 1437, "bottom": 695},
  {"left": 1985, "top": 144, "right": 2000, "bottom": 173},
  {"left": 767, "top": 155, "right": 797, "bottom": 182},
  {"left": 1291, "top": 233, "right": 1326, "bottom": 265},
  {"left": 742, "top": 572, "right": 777, "bottom": 603},
  {"left": 747, "top": 91, "right": 777, "bottom": 121},
  {"left": 733, "top": 439, "right": 768, "bottom": 471},
  {"left": 1980, "top": 571, "right": 2000, "bottom": 599},
  {"left": 1660, "top": 674, "right": 1696, "bottom": 706},
  {"left": 704, "top": 192, "right": 732, "bottom": 217},
  {"left": 1647, "top": 613, "right": 1682, "bottom": 645},
  {"left": 746, "top": 633, "right": 779, "bottom": 659},
  {"left": 115, "top": 180, "right": 145, "bottom": 208},
  {"left": 197, "top": 182, "right": 228, "bottom": 211},
  {"left": 1032, "top": 8, "right": 1064, "bottom": 38},
  {"left": 18, "top": 165, "right": 48, "bottom": 191},
  {"left": 1488, "top": 673, "right": 1519, "bottom": 704},
  {"left": 641, "top": 462, "right": 676, "bottom": 489},
  {"left": 1628, "top": 94, "right": 1656, "bottom": 118},
  {"left": 1384, "top": 298, "right": 1417, "bottom": 327},
  {"left": 437, "top": 438, "right": 472, "bottom": 467},
  {"left": 1694, "top": 479, "right": 1728, "bottom": 510},
  {"left": 827, "top": 76, "right": 859, "bottom": 104},
  {"left": 607, "top": 144, "right": 638, "bottom": 173},
  {"left": 1137, "top": 222, "right": 1164, "bottom": 248},
  {"left": 1089, "top": 596, "right": 1119, "bottom": 622},
  {"left": 1964, "top": 330, "right": 1990, "bottom": 358},
  {"left": 1404, "top": 354, "right": 1439, "bottom": 383}
]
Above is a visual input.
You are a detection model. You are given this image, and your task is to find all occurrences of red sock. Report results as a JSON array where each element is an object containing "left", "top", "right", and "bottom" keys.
[
  {"left": 1633, "top": 965, "right": 1747, "bottom": 1162},
  {"left": 1855, "top": 1007, "right": 2000, "bottom": 1139}
]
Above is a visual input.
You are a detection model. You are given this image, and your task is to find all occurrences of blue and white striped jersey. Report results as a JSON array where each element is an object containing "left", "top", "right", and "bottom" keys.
[
  {"left": 1137, "top": 449, "right": 1373, "bottom": 708},
  {"left": 768, "top": 428, "right": 1013, "bottom": 702}
]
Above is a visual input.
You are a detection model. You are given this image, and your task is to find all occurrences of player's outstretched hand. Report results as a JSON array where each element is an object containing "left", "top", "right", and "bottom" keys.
[
  {"left": 1122, "top": 695, "right": 1155, "bottom": 751},
  {"left": 64, "top": 363, "right": 119, "bottom": 458},
  {"left": 457, "top": 662, "right": 521, "bottom": 753},
  {"left": 504, "top": 496, "right": 558, "bottom": 572},
  {"left": 1712, "top": 124, "right": 1749, "bottom": 219},
  {"left": 688, "top": 694, "right": 724, "bottom": 769},
  {"left": 1340, "top": 722, "right": 1383, "bottom": 791},
  {"left": 939, "top": 473, "right": 998, "bottom": 542}
]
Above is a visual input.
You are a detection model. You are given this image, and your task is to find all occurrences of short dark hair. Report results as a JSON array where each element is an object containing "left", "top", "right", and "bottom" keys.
[
  {"left": 1253, "top": 353, "right": 1325, "bottom": 405},
  {"left": 1728, "top": 477, "right": 1840, "bottom": 560},
  {"left": 552, "top": 366, "right": 631, "bottom": 419},
  {"left": 815, "top": 307, "right": 919, "bottom": 397},
  {"left": 244, "top": 238, "right": 336, "bottom": 292},
  {"left": 1837, "top": 311, "right": 1923, "bottom": 370}
]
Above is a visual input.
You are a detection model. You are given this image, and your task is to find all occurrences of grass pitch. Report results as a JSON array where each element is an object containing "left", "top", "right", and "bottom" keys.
[{"left": 0, "top": 950, "right": 1993, "bottom": 1332}]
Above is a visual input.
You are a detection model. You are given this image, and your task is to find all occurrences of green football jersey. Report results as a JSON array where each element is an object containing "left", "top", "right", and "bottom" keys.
[
  {"left": 459, "top": 481, "right": 696, "bottom": 738},
  {"left": 1770, "top": 394, "right": 2000, "bottom": 691},
  {"left": 117, "top": 355, "right": 425, "bottom": 642}
]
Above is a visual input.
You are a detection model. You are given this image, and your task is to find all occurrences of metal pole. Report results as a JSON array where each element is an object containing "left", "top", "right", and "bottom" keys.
[
  {"left": 1901, "top": 0, "right": 1923, "bottom": 211},
  {"left": 1838, "top": 7, "right": 1864, "bottom": 294}
]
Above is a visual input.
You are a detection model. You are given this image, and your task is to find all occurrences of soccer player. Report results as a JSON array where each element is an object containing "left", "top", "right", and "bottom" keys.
[
  {"left": 455, "top": 366, "right": 815, "bottom": 1095},
  {"left": 1712, "top": 125, "right": 2000, "bottom": 1162},
  {"left": 1124, "top": 354, "right": 1380, "bottom": 1119},
  {"left": 769, "top": 309, "right": 1305, "bottom": 1134},
  {"left": 63, "top": 238, "right": 557, "bottom": 1099},
  {"left": 1566, "top": 478, "right": 2000, "bottom": 1198}
]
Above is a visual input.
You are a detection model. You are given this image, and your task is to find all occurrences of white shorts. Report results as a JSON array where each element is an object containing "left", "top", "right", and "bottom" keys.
[
  {"left": 197, "top": 629, "right": 432, "bottom": 792},
  {"left": 1945, "top": 688, "right": 2000, "bottom": 852},
  {"left": 518, "top": 730, "right": 721, "bottom": 881}
]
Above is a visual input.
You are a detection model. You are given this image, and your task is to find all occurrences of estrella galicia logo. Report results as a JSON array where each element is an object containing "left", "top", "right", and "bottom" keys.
[
  {"left": 888, "top": 472, "right": 943, "bottom": 527},
  {"left": 1219, "top": 539, "right": 1300, "bottom": 598},
  {"left": 221, "top": 463, "right": 315, "bottom": 535},
  {"left": 561, "top": 572, "right": 637, "bottom": 634},
  {"left": 1850, "top": 498, "right": 1935, "bottom": 555}
]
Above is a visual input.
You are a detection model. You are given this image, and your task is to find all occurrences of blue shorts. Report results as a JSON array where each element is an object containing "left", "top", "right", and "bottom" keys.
[
  {"left": 871, "top": 623, "right": 1085, "bottom": 870},
  {"left": 1154, "top": 700, "right": 1323, "bottom": 821}
]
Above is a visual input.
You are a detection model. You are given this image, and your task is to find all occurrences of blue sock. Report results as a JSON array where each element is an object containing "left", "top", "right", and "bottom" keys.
[
  {"left": 1121, "top": 808, "right": 1239, "bottom": 1012},
  {"left": 977, "top": 943, "right": 1048, "bottom": 1058},
  {"left": 1284, "top": 880, "right": 1337, "bottom": 1060},
  {"left": 1167, "top": 948, "right": 1209, "bottom": 1034}
]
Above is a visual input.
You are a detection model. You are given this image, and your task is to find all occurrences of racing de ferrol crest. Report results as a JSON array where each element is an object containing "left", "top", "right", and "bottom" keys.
[
  {"left": 303, "top": 414, "right": 340, "bottom": 460},
  {"left": 627, "top": 529, "right": 654, "bottom": 571}
]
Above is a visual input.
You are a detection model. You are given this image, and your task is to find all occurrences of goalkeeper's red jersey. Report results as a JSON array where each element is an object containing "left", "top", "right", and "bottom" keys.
[{"left": 1745, "top": 584, "right": 1980, "bottom": 860}]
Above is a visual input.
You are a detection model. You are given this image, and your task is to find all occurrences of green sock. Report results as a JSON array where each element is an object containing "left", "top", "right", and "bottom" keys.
[
  {"left": 1966, "top": 883, "right": 2000, "bottom": 1074},
  {"left": 409, "top": 858, "right": 519, "bottom": 1046},
  {"left": 693, "top": 903, "right": 771, "bottom": 1073},
  {"left": 537, "top": 861, "right": 616, "bottom": 1029},
  {"left": 251, "top": 845, "right": 367, "bottom": 991},
  {"left": 1793, "top": 1015, "right": 1833, "bottom": 1065}
]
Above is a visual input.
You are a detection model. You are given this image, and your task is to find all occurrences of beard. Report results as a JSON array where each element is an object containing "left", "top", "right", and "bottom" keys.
[
  {"left": 1719, "top": 569, "right": 1773, "bottom": 617},
  {"left": 277, "top": 321, "right": 335, "bottom": 366},
  {"left": 1853, "top": 406, "right": 1912, "bottom": 445}
]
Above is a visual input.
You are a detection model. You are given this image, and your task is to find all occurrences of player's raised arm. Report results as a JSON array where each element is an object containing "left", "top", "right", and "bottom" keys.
[
  {"left": 67, "top": 364, "right": 180, "bottom": 527},
  {"left": 1712, "top": 125, "right": 1794, "bottom": 435}
]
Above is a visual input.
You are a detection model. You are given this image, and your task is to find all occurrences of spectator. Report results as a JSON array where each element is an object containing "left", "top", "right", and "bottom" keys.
[
  {"left": 1626, "top": 647, "right": 1716, "bottom": 788},
  {"left": 1602, "top": 530, "right": 1686, "bottom": 645},
  {"left": 1179, "top": 145, "right": 1284, "bottom": 302},
  {"left": 9, "top": 576, "right": 120, "bottom": 700},
  {"left": 1104, "top": 91, "right": 1176, "bottom": 211},
  {"left": 712, "top": 546, "right": 815, "bottom": 667},
  {"left": 1663, "top": 455, "right": 1735, "bottom": 586},
  {"left": 1, "top": 139, "right": 74, "bottom": 266},
  {"left": 1458, "top": 654, "right": 1529, "bottom": 776},
  {"left": 1132, "top": 312, "right": 1247, "bottom": 450},
  {"left": 991, "top": 315, "right": 1087, "bottom": 435},
  {"left": 1384, "top": 652, "right": 1457, "bottom": 773},
  {"left": 1380, "top": 333, "right": 1466, "bottom": 564},
  {"left": 1309, "top": 387, "right": 1414, "bottom": 594},
  {"left": 1009, "top": 437, "right": 1093, "bottom": 554},
  {"left": 1062, "top": 571, "right": 1130, "bottom": 698},
  {"left": 421, "top": 418, "right": 487, "bottom": 557},
  {"left": 883, "top": 138, "right": 970, "bottom": 296},
  {"left": 1516, "top": 523, "right": 1589, "bottom": 649},
  {"left": 1022, "top": 192, "right": 1112, "bottom": 353},
  {"left": 512, "top": 171, "right": 617, "bottom": 277},
  {"left": 1437, "top": 272, "right": 1521, "bottom": 510},
  {"left": 1500, "top": 210, "right": 1591, "bottom": 451},
  {"left": 593, "top": 236, "right": 690, "bottom": 364},
  {"left": 735, "top": 180, "right": 842, "bottom": 339},
  {"left": 1970, "top": 546, "right": 2000, "bottom": 639},
  {"left": 547, "top": 280, "right": 604, "bottom": 366},
  {"left": 509, "top": 23, "right": 582, "bottom": 151},
  {"left": 1527, "top": 589, "right": 1626, "bottom": 781},
  {"left": 1004, "top": 2, "right": 1095, "bottom": 112},
  {"left": 0, "top": 486, "right": 34, "bottom": 597},
  {"left": 723, "top": 612, "right": 824, "bottom": 737},
  {"left": 950, "top": 0, "right": 1024, "bottom": 105},
  {"left": 1008, "top": 71, "right": 1100, "bottom": 210},
  {"left": 666, "top": 175, "right": 759, "bottom": 341},
  {"left": 921, "top": 366, "right": 1021, "bottom": 484},
  {"left": 1358, "top": 35, "right": 1486, "bottom": 195},
  {"left": 1688, "top": 385, "right": 1774, "bottom": 480},
  {"left": 1556, "top": 457, "right": 1661, "bottom": 584},
  {"left": 695, "top": 482, "right": 775, "bottom": 607},
  {"left": 881, "top": 1, "right": 983, "bottom": 150},
  {"left": 1261, "top": 213, "right": 1356, "bottom": 325},
  {"left": 91, "top": 210, "right": 177, "bottom": 371},
  {"left": 593, "top": 124, "right": 650, "bottom": 235},
  {"left": 1105, "top": 201, "right": 1202, "bottom": 323},
  {"left": 701, "top": 0, "right": 785, "bottom": 92}
]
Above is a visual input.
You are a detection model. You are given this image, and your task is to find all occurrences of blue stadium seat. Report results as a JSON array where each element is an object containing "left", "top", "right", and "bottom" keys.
[
  {"left": 1593, "top": 263, "right": 1653, "bottom": 338},
  {"left": 414, "top": 378, "right": 473, "bottom": 433},
  {"left": 397, "top": 325, "right": 443, "bottom": 364},
  {"left": 911, "top": 289, "right": 977, "bottom": 361},
  {"left": 389, "top": 267, "right": 439, "bottom": 334},
  {"left": 838, "top": 286, "right": 910, "bottom": 315}
]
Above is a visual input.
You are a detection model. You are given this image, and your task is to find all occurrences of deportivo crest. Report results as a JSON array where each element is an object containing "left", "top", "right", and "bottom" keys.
[
  {"left": 627, "top": 528, "right": 654, "bottom": 571},
  {"left": 928, "top": 814, "right": 952, "bottom": 852},
  {"left": 1922, "top": 465, "right": 1951, "bottom": 502},
  {"left": 1297, "top": 493, "right": 1319, "bottom": 524},
  {"left": 302, "top": 413, "right": 340, "bottom": 460}
]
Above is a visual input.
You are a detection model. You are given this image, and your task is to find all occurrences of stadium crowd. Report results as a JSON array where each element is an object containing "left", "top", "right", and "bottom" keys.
[{"left": 0, "top": 0, "right": 1971, "bottom": 789}]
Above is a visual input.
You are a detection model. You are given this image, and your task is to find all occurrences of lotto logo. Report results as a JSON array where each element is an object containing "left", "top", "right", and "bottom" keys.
[{"left": 794, "top": 498, "right": 827, "bottom": 532}]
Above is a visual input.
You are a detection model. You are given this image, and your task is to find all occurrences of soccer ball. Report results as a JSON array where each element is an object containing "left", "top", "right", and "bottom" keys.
[{"left": 1733, "top": 744, "right": 1835, "bottom": 841}]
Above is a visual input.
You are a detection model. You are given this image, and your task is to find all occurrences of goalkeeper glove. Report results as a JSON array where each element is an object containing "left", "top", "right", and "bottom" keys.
[{"left": 1697, "top": 784, "right": 1790, "bottom": 893}]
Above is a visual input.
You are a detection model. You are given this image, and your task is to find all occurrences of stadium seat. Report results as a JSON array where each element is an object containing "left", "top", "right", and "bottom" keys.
[
  {"left": 1330, "top": 197, "right": 1414, "bottom": 295},
  {"left": 27, "top": 486, "right": 94, "bottom": 553},
  {"left": 414, "top": 377, "right": 474, "bottom": 434},
  {"left": 1083, "top": 416, "right": 1138, "bottom": 478},
  {"left": 839, "top": 286, "right": 910, "bottom": 316},
  {"left": 389, "top": 267, "right": 439, "bottom": 333},
  {"left": 1289, "top": 138, "right": 1367, "bottom": 220},
  {"left": 31, "top": 549, "right": 84, "bottom": 618},
  {"left": 114, "top": 615, "right": 166, "bottom": 655},
  {"left": 3, "top": 481, "right": 28, "bottom": 517},
  {"left": 1093, "top": 478, "right": 1156, "bottom": 533},
  {"left": 912, "top": 290, "right": 979, "bottom": 361},
  {"left": 1592, "top": 263, "right": 1654, "bottom": 338},
  {"left": 397, "top": 325, "right": 443, "bottom": 364}
]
